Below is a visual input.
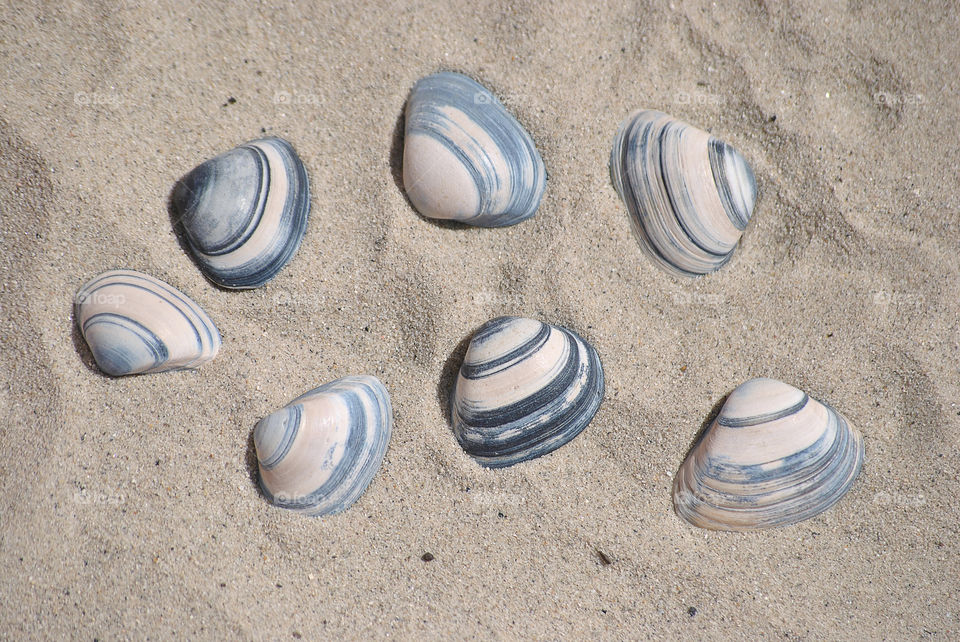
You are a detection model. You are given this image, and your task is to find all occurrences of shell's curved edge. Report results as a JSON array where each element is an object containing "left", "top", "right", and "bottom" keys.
[
  {"left": 74, "top": 269, "right": 221, "bottom": 377},
  {"left": 610, "top": 109, "right": 756, "bottom": 277},
  {"left": 451, "top": 316, "right": 604, "bottom": 468},
  {"left": 253, "top": 375, "right": 392, "bottom": 517},
  {"left": 402, "top": 71, "right": 545, "bottom": 227},
  {"left": 672, "top": 378, "right": 864, "bottom": 531},
  {"left": 171, "top": 136, "right": 310, "bottom": 289}
]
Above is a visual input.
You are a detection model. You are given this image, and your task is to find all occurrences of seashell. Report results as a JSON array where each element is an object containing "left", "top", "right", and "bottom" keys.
[
  {"left": 610, "top": 110, "right": 756, "bottom": 277},
  {"left": 452, "top": 316, "right": 604, "bottom": 468},
  {"left": 170, "top": 136, "right": 310, "bottom": 289},
  {"left": 254, "top": 375, "right": 392, "bottom": 516},
  {"left": 403, "top": 71, "right": 546, "bottom": 227},
  {"left": 74, "top": 269, "right": 221, "bottom": 376},
  {"left": 673, "top": 377, "right": 863, "bottom": 531}
]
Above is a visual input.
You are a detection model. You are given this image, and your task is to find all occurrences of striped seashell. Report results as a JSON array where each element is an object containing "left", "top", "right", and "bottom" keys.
[
  {"left": 74, "top": 269, "right": 221, "bottom": 376},
  {"left": 610, "top": 110, "right": 756, "bottom": 277},
  {"left": 403, "top": 71, "right": 546, "bottom": 227},
  {"left": 673, "top": 378, "right": 864, "bottom": 531},
  {"left": 452, "top": 316, "right": 604, "bottom": 468},
  {"left": 171, "top": 137, "right": 310, "bottom": 289},
  {"left": 254, "top": 375, "right": 392, "bottom": 516}
]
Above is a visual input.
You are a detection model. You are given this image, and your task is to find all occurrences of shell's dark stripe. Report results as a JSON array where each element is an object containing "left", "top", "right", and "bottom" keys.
[
  {"left": 119, "top": 272, "right": 219, "bottom": 351},
  {"left": 197, "top": 145, "right": 269, "bottom": 256},
  {"left": 258, "top": 405, "right": 301, "bottom": 471},
  {"left": 86, "top": 280, "right": 206, "bottom": 352},
  {"left": 656, "top": 121, "right": 730, "bottom": 260},
  {"left": 708, "top": 138, "right": 752, "bottom": 231},
  {"left": 697, "top": 418, "right": 863, "bottom": 529},
  {"left": 407, "top": 72, "right": 544, "bottom": 227},
  {"left": 228, "top": 139, "right": 310, "bottom": 286},
  {"left": 409, "top": 109, "right": 492, "bottom": 218},
  {"left": 122, "top": 274, "right": 214, "bottom": 349},
  {"left": 682, "top": 405, "right": 864, "bottom": 529},
  {"left": 457, "top": 329, "right": 604, "bottom": 465},
  {"left": 717, "top": 394, "right": 809, "bottom": 428},
  {"left": 475, "top": 337, "right": 604, "bottom": 468},
  {"left": 82, "top": 313, "right": 168, "bottom": 371},
  {"left": 203, "top": 139, "right": 311, "bottom": 288},
  {"left": 268, "top": 378, "right": 391, "bottom": 513},
  {"left": 460, "top": 320, "right": 551, "bottom": 380},
  {"left": 613, "top": 116, "right": 688, "bottom": 274},
  {"left": 458, "top": 330, "right": 580, "bottom": 431},
  {"left": 702, "top": 424, "right": 832, "bottom": 488},
  {"left": 612, "top": 114, "right": 726, "bottom": 277}
]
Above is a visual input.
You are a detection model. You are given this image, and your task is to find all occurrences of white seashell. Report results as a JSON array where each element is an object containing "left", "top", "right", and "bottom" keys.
[
  {"left": 403, "top": 71, "right": 546, "bottom": 227},
  {"left": 171, "top": 137, "right": 310, "bottom": 289},
  {"left": 673, "top": 378, "right": 863, "bottom": 531},
  {"left": 610, "top": 110, "right": 756, "bottom": 276},
  {"left": 452, "top": 316, "right": 604, "bottom": 468},
  {"left": 74, "top": 270, "right": 221, "bottom": 376},
  {"left": 254, "top": 375, "right": 392, "bottom": 516}
]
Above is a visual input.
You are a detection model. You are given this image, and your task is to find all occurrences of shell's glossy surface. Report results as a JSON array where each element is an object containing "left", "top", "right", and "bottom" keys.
[
  {"left": 452, "top": 316, "right": 604, "bottom": 468},
  {"left": 610, "top": 110, "right": 756, "bottom": 277},
  {"left": 75, "top": 270, "right": 221, "bottom": 376},
  {"left": 171, "top": 137, "right": 310, "bottom": 289},
  {"left": 403, "top": 71, "right": 546, "bottom": 227},
  {"left": 673, "top": 378, "right": 863, "bottom": 531},
  {"left": 254, "top": 375, "right": 392, "bottom": 516}
]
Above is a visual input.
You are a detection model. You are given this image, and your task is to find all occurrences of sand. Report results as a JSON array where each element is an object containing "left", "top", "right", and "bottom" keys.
[{"left": 1, "top": 0, "right": 958, "bottom": 639}]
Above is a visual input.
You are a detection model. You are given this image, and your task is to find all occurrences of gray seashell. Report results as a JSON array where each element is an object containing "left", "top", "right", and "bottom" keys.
[
  {"left": 610, "top": 110, "right": 756, "bottom": 276},
  {"left": 673, "top": 378, "right": 864, "bottom": 531},
  {"left": 254, "top": 375, "right": 392, "bottom": 516},
  {"left": 171, "top": 137, "right": 310, "bottom": 289},
  {"left": 74, "top": 269, "right": 221, "bottom": 376},
  {"left": 452, "top": 316, "right": 604, "bottom": 468},
  {"left": 403, "top": 71, "right": 546, "bottom": 227}
]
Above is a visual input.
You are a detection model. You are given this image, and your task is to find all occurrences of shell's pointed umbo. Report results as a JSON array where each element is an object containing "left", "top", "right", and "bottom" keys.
[
  {"left": 610, "top": 110, "right": 756, "bottom": 277},
  {"left": 170, "top": 136, "right": 310, "bottom": 289},
  {"left": 402, "top": 71, "right": 546, "bottom": 227},
  {"left": 74, "top": 270, "right": 221, "bottom": 376},
  {"left": 673, "top": 378, "right": 864, "bottom": 531},
  {"left": 254, "top": 375, "right": 392, "bottom": 516},
  {"left": 452, "top": 316, "right": 604, "bottom": 468}
]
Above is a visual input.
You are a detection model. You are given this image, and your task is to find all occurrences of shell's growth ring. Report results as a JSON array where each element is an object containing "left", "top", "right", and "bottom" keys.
[
  {"left": 254, "top": 375, "right": 393, "bottom": 516},
  {"left": 171, "top": 137, "right": 310, "bottom": 289},
  {"left": 403, "top": 71, "right": 546, "bottom": 227},
  {"left": 452, "top": 316, "right": 604, "bottom": 468},
  {"left": 610, "top": 110, "right": 756, "bottom": 276},
  {"left": 673, "top": 378, "right": 864, "bottom": 531},
  {"left": 74, "top": 269, "right": 221, "bottom": 377}
]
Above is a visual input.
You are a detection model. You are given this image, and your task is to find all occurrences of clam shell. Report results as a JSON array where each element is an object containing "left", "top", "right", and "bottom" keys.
[
  {"left": 610, "top": 110, "right": 756, "bottom": 276},
  {"left": 403, "top": 71, "right": 546, "bottom": 227},
  {"left": 254, "top": 375, "right": 392, "bottom": 516},
  {"left": 673, "top": 378, "right": 864, "bottom": 531},
  {"left": 171, "top": 137, "right": 310, "bottom": 289},
  {"left": 452, "top": 316, "right": 604, "bottom": 468},
  {"left": 74, "top": 270, "right": 221, "bottom": 376}
]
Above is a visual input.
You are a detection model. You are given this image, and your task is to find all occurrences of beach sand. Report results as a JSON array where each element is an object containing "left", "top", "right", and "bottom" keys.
[{"left": 1, "top": 0, "right": 958, "bottom": 638}]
